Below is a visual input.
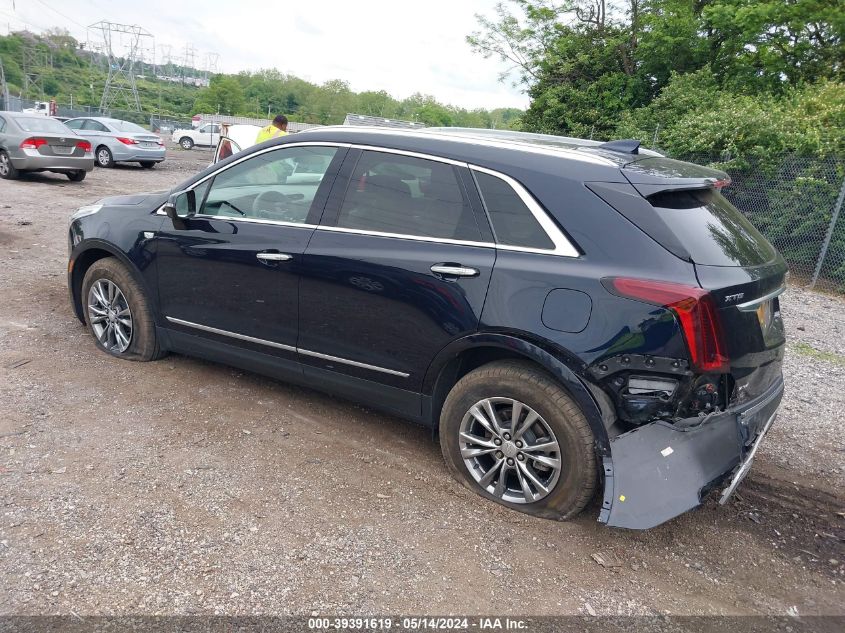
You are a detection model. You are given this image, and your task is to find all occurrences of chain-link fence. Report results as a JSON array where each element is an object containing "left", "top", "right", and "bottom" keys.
[{"left": 670, "top": 153, "right": 845, "bottom": 293}]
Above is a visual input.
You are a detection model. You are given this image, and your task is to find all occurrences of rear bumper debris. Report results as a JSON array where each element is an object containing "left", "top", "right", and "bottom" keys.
[{"left": 599, "top": 374, "right": 784, "bottom": 529}]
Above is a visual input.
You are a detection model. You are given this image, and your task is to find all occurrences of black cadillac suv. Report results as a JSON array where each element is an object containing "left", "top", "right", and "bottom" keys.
[{"left": 67, "top": 127, "right": 786, "bottom": 529}]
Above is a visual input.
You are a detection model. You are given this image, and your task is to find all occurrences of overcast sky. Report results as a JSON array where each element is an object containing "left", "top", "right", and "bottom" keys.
[{"left": 1, "top": 0, "right": 529, "bottom": 110}]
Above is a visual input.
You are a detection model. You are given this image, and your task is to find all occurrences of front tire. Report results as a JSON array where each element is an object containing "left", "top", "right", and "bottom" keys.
[
  {"left": 179, "top": 137, "right": 194, "bottom": 150},
  {"left": 95, "top": 146, "right": 114, "bottom": 168},
  {"left": 81, "top": 258, "right": 165, "bottom": 361},
  {"left": 0, "top": 150, "right": 19, "bottom": 179},
  {"left": 440, "top": 360, "right": 597, "bottom": 520}
]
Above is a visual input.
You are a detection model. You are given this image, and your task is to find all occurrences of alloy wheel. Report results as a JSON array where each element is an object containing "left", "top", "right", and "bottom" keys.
[
  {"left": 459, "top": 397, "right": 562, "bottom": 504},
  {"left": 97, "top": 149, "right": 111, "bottom": 166},
  {"left": 87, "top": 279, "right": 133, "bottom": 353},
  {"left": 0, "top": 153, "right": 9, "bottom": 176}
]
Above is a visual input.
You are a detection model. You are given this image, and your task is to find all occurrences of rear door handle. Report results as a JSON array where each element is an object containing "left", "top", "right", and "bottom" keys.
[
  {"left": 256, "top": 252, "right": 292, "bottom": 262},
  {"left": 430, "top": 264, "right": 479, "bottom": 278}
]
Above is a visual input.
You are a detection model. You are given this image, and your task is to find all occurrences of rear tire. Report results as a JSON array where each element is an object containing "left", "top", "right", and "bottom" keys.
[
  {"left": 81, "top": 257, "right": 165, "bottom": 362},
  {"left": 0, "top": 150, "right": 19, "bottom": 179},
  {"left": 179, "top": 137, "right": 194, "bottom": 150},
  {"left": 95, "top": 146, "right": 114, "bottom": 168},
  {"left": 139, "top": 161, "right": 156, "bottom": 169},
  {"left": 440, "top": 360, "right": 597, "bottom": 520},
  {"left": 67, "top": 170, "right": 86, "bottom": 182}
]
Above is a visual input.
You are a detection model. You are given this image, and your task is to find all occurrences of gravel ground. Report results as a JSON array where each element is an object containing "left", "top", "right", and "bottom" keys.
[{"left": 0, "top": 148, "right": 843, "bottom": 617}]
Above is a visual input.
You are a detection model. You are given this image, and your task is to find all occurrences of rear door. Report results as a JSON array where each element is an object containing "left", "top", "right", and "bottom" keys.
[{"left": 297, "top": 148, "right": 495, "bottom": 413}]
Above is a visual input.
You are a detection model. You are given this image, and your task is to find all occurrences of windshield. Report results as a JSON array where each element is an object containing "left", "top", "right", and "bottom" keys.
[
  {"left": 108, "top": 120, "right": 148, "bottom": 133},
  {"left": 16, "top": 117, "right": 72, "bottom": 134}
]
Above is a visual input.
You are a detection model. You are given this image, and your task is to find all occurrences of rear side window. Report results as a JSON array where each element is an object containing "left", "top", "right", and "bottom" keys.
[
  {"left": 648, "top": 188, "right": 776, "bottom": 266},
  {"left": 337, "top": 150, "right": 481, "bottom": 241},
  {"left": 474, "top": 171, "right": 554, "bottom": 250}
]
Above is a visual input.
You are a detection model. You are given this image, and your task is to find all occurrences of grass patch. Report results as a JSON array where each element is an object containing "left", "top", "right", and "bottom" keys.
[{"left": 791, "top": 342, "right": 845, "bottom": 366}]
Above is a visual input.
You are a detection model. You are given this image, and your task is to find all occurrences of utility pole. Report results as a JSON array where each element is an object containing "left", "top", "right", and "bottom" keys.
[
  {"left": 0, "top": 57, "right": 9, "bottom": 109},
  {"left": 89, "top": 20, "right": 153, "bottom": 113}
]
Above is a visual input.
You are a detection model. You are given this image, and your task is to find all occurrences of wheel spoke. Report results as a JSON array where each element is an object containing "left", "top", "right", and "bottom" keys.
[
  {"left": 478, "top": 458, "right": 504, "bottom": 488},
  {"left": 513, "top": 410, "right": 539, "bottom": 440},
  {"left": 515, "top": 463, "right": 536, "bottom": 502},
  {"left": 114, "top": 324, "right": 130, "bottom": 349},
  {"left": 493, "top": 462, "right": 510, "bottom": 498},
  {"left": 481, "top": 399, "right": 505, "bottom": 435},
  {"left": 92, "top": 283, "right": 108, "bottom": 307},
  {"left": 522, "top": 440, "right": 558, "bottom": 453},
  {"left": 525, "top": 453, "right": 561, "bottom": 470},
  {"left": 517, "top": 460, "right": 549, "bottom": 496},
  {"left": 509, "top": 400, "right": 524, "bottom": 434},
  {"left": 469, "top": 405, "right": 499, "bottom": 438},
  {"left": 459, "top": 431, "right": 497, "bottom": 448}
]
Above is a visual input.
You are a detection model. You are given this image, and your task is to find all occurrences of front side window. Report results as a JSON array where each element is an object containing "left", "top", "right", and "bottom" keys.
[
  {"left": 474, "top": 171, "right": 554, "bottom": 250},
  {"left": 199, "top": 145, "right": 338, "bottom": 223},
  {"left": 336, "top": 150, "right": 480, "bottom": 241}
]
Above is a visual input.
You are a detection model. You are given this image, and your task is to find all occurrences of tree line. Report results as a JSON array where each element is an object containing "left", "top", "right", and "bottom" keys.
[{"left": 0, "top": 30, "right": 522, "bottom": 129}]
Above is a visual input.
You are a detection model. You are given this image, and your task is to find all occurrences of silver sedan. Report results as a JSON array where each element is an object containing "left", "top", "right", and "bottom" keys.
[
  {"left": 0, "top": 111, "right": 94, "bottom": 182},
  {"left": 64, "top": 116, "right": 166, "bottom": 169}
]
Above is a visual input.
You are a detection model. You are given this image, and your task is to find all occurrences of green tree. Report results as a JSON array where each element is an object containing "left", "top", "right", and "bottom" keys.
[{"left": 193, "top": 76, "right": 246, "bottom": 115}]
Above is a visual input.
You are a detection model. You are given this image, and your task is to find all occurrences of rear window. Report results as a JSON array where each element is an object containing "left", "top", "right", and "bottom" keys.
[
  {"left": 16, "top": 117, "right": 71, "bottom": 134},
  {"left": 648, "top": 188, "right": 776, "bottom": 266}
]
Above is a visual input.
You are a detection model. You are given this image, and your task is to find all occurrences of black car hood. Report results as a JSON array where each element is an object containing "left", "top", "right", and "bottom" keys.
[{"left": 100, "top": 190, "right": 169, "bottom": 207}]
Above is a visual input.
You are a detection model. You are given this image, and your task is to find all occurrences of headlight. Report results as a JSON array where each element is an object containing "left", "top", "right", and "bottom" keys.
[{"left": 70, "top": 203, "right": 103, "bottom": 224}]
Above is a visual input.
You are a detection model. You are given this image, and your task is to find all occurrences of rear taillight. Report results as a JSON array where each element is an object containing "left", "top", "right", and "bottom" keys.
[
  {"left": 603, "top": 277, "right": 729, "bottom": 373},
  {"left": 116, "top": 137, "right": 138, "bottom": 145},
  {"left": 156, "top": 138, "right": 164, "bottom": 146},
  {"left": 77, "top": 140, "right": 92, "bottom": 152},
  {"left": 20, "top": 137, "right": 47, "bottom": 150}
]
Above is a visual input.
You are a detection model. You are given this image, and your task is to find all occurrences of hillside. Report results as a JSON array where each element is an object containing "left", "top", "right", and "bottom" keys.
[{"left": 0, "top": 29, "right": 522, "bottom": 128}]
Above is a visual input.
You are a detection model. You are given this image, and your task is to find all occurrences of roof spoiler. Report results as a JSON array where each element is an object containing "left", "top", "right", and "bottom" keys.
[
  {"left": 621, "top": 156, "right": 730, "bottom": 197},
  {"left": 596, "top": 139, "right": 641, "bottom": 154}
]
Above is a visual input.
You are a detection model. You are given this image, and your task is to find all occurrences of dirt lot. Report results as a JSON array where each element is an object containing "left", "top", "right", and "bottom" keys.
[{"left": 0, "top": 148, "right": 843, "bottom": 617}]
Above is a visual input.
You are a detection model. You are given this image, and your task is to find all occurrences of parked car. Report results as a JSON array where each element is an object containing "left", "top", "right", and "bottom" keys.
[
  {"left": 64, "top": 117, "right": 165, "bottom": 168},
  {"left": 66, "top": 127, "right": 786, "bottom": 529},
  {"left": 172, "top": 122, "right": 221, "bottom": 150},
  {"left": 0, "top": 111, "right": 93, "bottom": 181}
]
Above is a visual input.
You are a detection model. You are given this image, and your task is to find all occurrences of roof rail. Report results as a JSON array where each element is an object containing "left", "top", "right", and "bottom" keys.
[{"left": 596, "top": 139, "right": 641, "bottom": 154}]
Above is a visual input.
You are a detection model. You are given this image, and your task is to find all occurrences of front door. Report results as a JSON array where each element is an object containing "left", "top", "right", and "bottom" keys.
[
  {"left": 298, "top": 148, "right": 495, "bottom": 407},
  {"left": 156, "top": 144, "right": 345, "bottom": 363}
]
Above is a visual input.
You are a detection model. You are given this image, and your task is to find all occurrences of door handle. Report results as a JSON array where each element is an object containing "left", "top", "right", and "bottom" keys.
[
  {"left": 430, "top": 264, "right": 479, "bottom": 278},
  {"left": 256, "top": 252, "right": 292, "bottom": 262}
]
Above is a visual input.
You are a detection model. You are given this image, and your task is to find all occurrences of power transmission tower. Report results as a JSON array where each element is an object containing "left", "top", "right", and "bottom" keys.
[
  {"left": 182, "top": 42, "right": 196, "bottom": 85},
  {"left": 21, "top": 41, "right": 43, "bottom": 99},
  {"left": 89, "top": 21, "right": 153, "bottom": 113}
]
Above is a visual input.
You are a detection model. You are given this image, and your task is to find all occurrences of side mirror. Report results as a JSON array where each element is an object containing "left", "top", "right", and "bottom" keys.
[{"left": 163, "top": 190, "right": 195, "bottom": 223}]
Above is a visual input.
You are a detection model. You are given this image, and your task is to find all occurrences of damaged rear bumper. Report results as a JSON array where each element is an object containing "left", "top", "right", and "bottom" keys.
[{"left": 598, "top": 374, "right": 784, "bottom": 529}]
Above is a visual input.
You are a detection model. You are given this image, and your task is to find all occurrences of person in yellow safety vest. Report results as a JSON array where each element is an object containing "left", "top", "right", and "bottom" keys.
[{"left": 256, "top": 114, "right": 289, "bottom": 143}]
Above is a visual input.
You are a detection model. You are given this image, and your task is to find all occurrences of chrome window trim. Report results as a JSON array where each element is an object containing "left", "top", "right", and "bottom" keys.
[
  {"left": 735, "top": 286, "right": 786, "bottom": 312},
  {"left": 469, "top": 164, "right": 580, "bottom": 258},
  {"left": 166, "top": 316, "right": 409, "bottom": 378},
  {"left": 155, "top": 140, "right": 580, "bottom": 258},
  {"left": 316, "top": 225, "right": 494, "bottom": 249}
]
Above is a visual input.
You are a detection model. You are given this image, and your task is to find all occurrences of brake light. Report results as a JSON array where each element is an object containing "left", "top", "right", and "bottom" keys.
[
  {"left": 156, "top": 137, "right": 164, "bottom": 146},
  {"left": 116, "top": 137, "right": 138, "bottom": 145},
  {"left": 603, "top": 277, "right": 729, "bottom": 373},
  {"left": 20, "top": 137, "right": 47, "bottom": 150},
  {"left": 711, "top": 177, "right": 731, "bottom": 189},
  {"left": 76, "top": 140, "right": 92, "bottom": 152}
]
